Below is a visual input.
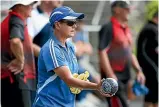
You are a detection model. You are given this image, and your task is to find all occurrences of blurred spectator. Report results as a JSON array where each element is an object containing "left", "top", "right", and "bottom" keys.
[
  {"left": 137, "top": 1, "right": 158, "bottom": 107},
  {"left": 27, "top": 0, "right": 63, "bottom": 81},
  {"left": 73, "top": 20, "right": 93, "bottom": 57},
  {"left": 1, "top": 1, "right": 37, "bottom": 107},
  {"left": 72, "top": 20, "right": 100, "bottom": 106},
  {"left": 98, "top": 0, "right": 145, "bottom": 107},
  {"left": 73, "top": 20, "right": 100, "bottom": 82}
]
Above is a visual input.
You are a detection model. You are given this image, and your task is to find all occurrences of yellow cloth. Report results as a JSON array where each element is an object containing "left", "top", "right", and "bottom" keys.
[{"left": 70, "top": 71, "right": 90, "bottom": 94}]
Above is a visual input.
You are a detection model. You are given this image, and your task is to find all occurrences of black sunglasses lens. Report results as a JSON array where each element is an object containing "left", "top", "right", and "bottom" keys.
[
  {"left": 66, "top": 21, "right": 76, "bottom": 26},
  {"left": 59, "top": 19, "right": 77, "bottom": 26}
]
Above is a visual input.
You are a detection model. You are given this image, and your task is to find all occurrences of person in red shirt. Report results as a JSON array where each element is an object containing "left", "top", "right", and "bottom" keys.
[
  {"left": 98, "top": 1, "right": 145, "bottom": 107},
  {"left": 1, "top": 1, "right": 37, "bottom": 107}
]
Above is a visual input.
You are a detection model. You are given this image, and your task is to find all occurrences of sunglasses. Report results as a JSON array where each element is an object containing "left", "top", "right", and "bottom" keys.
[{"left": 59, "top": 19, "right": 77, "bottom": 26}]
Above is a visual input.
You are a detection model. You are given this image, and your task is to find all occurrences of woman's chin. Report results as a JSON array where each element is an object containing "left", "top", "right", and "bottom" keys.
[{"left": 69, "top": 34, "right": 75, "bottom": 38}]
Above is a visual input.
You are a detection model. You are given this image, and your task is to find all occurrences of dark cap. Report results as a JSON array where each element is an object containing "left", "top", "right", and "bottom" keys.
[{"left": 111, "top": 0, "right": 130, "bottom": 9}]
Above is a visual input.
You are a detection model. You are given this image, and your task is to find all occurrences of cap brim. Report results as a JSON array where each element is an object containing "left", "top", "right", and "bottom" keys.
[
  {"left": 122, "top": 5, "right": 135, "bottom": 10},
  {"left": 9, "top": 1, "right": 37, "bottom": 10},
  {"left": 129, "top": 5, "right": 135, "bottom": 10},
  {"left": 63, "top": 13, "right": 84, "bottom": 20},
  {"left": 15, "top": 1, "right": 37, "bottom": 6}
]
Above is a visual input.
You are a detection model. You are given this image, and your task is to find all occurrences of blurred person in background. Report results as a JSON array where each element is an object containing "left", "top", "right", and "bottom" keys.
[
  {"left": 73, "top": 20, "right": 93, "bottom": 58},
  {"left": 73, "top": 20, "right": 100, "bottom": 82},
  {"left": 27, "top": 0, "right": 63, "bottom": 81},
  {"left": 73, "top": 20, "right": 101, "bottom": 107},
  {"left": 137, "top": 1, "right": 158, "bottom": 107},
  {"left": 98, "top": 0, "right": 145, "bottom": 107},
  {"left": 33, "top": 6, "right": 112, "bottom": 107},
  {"left": 1, "top": 1, "right": 37, "bottom": 107}
]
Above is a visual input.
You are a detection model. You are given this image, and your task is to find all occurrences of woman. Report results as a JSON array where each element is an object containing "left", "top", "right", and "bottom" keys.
[{"left": 33, "top": 6, "right": 112, "bottom": 107}]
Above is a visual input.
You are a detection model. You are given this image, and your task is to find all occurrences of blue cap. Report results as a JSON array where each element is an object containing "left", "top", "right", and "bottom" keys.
[{"left": 49, "top": 6, "right": 85, "bottom": 27}]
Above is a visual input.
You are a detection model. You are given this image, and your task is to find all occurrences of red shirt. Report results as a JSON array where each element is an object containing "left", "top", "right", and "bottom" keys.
[
  {"left": 107, "top": 17, "right": 132, "bottom": 71},
  {"left": 1, "top": 12, "right": 36, "bottom": 86}
]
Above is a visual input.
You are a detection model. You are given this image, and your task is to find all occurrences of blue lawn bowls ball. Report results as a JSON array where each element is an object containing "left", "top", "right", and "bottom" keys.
[
  {"left": 101, "top": 78, "right": 118, "bottom": 95},
  {"left": 101, "top": 80, "right": 112, "bottom": 94}
]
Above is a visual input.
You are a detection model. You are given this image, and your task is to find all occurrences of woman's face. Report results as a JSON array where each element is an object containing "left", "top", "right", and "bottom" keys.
[{"left": 57, "top": 19, "right": 77, "bottom": 38}]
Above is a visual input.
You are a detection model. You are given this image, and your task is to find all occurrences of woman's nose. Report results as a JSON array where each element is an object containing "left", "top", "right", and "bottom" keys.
[{"left": 73, "top": 23, "right": 77, "bottom": 29}]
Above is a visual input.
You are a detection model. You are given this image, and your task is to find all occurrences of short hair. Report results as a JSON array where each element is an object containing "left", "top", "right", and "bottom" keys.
[
  {"left": 111, "top": 7, "right": 115, "bottom": 15},
  {"left": 153, "top": 11, "right": 158, "bottom": 18}
]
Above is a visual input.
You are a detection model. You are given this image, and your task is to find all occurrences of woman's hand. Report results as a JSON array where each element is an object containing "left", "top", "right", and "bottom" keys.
[{"left": 96, "top": 79, "right": 114, "bottom": 97}]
